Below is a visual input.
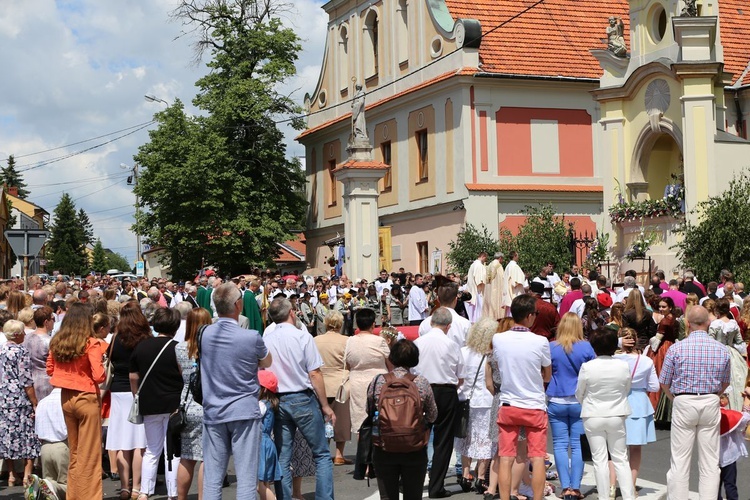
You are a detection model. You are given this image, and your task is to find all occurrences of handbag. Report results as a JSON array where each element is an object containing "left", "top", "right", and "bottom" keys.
[
  {"left": 99, "top": 329, "right": 120, "bottom": 391},
  {"left": 188, "top": 325, "right": 208, "bottom": 405},
  {"left": 454, "top": 354, "right": 486, "bottom": 439},
  {"left": 354, "top": 374, "right": 381, "bottom": 483},
  {"left": 128, "top": 339, "right": 176, "bottom": 424},
  {"left": 335, "top": 343, "right": 350, "bottom": 404}
]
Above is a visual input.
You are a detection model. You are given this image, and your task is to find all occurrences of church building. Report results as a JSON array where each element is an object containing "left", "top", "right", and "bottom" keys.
[{"left": 297, "top": 0, "right": 750, "bottom": 278}]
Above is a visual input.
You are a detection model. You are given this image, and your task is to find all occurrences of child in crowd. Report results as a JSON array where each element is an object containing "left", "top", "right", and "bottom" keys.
[
  {"left": 718, "top": 387, "right": 750, "bottom": 500},
  {"left": 258, "top": 371, "right": 280, "bottom": 500}
]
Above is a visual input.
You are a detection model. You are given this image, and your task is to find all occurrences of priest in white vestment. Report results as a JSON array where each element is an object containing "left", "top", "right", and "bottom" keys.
[
  {"left": 504, "top": 251, "right": 527, "bottom": 304},
  {"left": 482, "top": 252, "right": 510, "bottom": 320},
  {"left": 465, "top": 252, "right": 487, "bottom": 323}
]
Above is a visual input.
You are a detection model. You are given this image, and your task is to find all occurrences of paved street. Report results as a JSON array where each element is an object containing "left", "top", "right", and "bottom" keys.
[{"left": 3, "top": 429, "right": 749, "bottom": 499}]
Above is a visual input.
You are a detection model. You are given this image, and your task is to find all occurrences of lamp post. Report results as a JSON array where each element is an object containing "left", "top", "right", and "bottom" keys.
[
  {"left": 144, "top": 94, "right": 169, "bottom": 106},
  {"left": 120, "top": 163, "right": 140, "bottom": 270}
]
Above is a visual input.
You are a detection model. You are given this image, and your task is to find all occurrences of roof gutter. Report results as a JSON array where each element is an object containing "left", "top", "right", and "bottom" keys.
[{"left": 473, "top": 72, "right": 599, "bottom": 84}]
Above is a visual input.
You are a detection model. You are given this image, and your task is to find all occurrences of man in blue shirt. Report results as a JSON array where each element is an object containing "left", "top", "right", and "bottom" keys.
[
  {"left": 264, "top": 297, "right": 336, "bottom": 500},
  {"left": 200, "top": 283, "right": 272, "bottom": 500}
]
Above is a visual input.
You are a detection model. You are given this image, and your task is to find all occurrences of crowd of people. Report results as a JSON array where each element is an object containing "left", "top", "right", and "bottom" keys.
[{"left": 0, "top": 258, "right": 748, "bottom": 500}]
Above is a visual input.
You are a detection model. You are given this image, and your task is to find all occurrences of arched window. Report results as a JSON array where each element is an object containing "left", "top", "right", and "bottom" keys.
[
  {"left": 364, "top": 10, "right": 379, "bottom": 78},
  {"left": 397, "top": 0, "right": 408, "bottom": 65},
  {"left": 339, "top": 25, "right": 349, "bottom": 92}
]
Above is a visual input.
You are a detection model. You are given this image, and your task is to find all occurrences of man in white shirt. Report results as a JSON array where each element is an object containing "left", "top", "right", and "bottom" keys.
[
  {"left": 492, "top": 295, "right": 551, "bottom": 500},
  {"left": 408, "top": 274, "right": 429, "bottom": 325},
  {"left": 465, "top": 252, "right": 488, "bottom": 323},
  {"left": 373, "top": 269, "right": 393, "bottom": 297},
  {"left": 263, "top": 298, "right": 335, "bottom": 500},
  {"left": 413, "top": 308, "right": 465, "bottom": 498},
  {"left": 33, "top": 388, "right": 69, "bottom": 500},
  {"left": 418, "top": 282, "right": 471, "bottom": 348},
  {"left": 570, "top": 283, "right": 593, "bottom": 318}
]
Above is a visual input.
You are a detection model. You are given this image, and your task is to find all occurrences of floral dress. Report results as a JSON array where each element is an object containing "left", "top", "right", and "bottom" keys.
[
  {"left": 175, "top": 342, "right": 203, "bottom": 461},
  {"left": 0, "top": 342, "right": 40, "bottom": 459}
]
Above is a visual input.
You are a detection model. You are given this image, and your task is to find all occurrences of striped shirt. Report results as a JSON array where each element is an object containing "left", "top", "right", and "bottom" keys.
[{"left": 659, "top": 330, "right": 730, "bottom": 395}]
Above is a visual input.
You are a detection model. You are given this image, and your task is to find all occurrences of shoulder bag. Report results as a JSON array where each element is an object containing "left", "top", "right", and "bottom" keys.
[
  {"left": 335, "top": 342, "right": 350, "bottom": 404},
  {"left": 454, "top": 354, "right": 486, "bottom": 439},
  {"left": 99, "top": 329, "right": 120, "bottom": 391},
  {"left": 188, "top": 325, "right": 208, "bottom": 406},
  {"left": 128, "top": 339, "right": 176, "bottom": 424}
]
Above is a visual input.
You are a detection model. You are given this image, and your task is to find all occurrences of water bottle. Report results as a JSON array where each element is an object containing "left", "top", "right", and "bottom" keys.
[
  {"left": 372, "top": 411, "right": 380, "bottom": 437},
  {"left": 325, "top": 421, "right": 334, "bottom": 439}
]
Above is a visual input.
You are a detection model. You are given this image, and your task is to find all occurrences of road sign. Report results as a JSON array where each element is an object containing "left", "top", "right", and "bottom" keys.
[
  {"left": 4, "top": 229, "right": 50, "bottom": 257},
  {"left": 136, "top": 260, "right": 145, "bottom": 277}
]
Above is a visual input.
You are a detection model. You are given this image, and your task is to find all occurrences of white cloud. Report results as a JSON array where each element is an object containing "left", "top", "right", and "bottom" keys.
[{"left": 0, "top": 0, "right": 327, "bottom": 272}]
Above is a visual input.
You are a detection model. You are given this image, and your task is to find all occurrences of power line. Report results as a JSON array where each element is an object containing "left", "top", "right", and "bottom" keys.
[
  {"left": 73, "top": 178, "right": 127, "bottom": 202},
  {"left": 1, "top": 121, "right": 155, "bottom": 163},
  {"left": 88, "top": 204, "right": 134, "bottom": 215},
  {"left": 26, "top": 172, "right": 128, "bottom": 188},
  {"left": 93, "top": 211, "right": 135, "bottom": 223},
  {"left": 15, "top": 122, "right": 154, "bottom": 173}
]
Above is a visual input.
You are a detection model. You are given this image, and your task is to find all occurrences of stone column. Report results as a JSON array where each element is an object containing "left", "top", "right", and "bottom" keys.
[{"left": 333, "top": 159, "right": 388, "bottom": 281}]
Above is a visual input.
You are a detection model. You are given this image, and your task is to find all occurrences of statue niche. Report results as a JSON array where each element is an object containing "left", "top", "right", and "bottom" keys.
[{"left": 607, "top": 17, "right": 627, "bottom": 57}]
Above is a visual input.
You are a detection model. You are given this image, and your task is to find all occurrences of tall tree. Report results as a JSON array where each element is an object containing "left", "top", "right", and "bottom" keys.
[
  {"left": 77, "top": 208, "right": 94, "bottom": 247},
  {"left": 135, "top": 0, "right": 306, "bottom": 277},
  {"left": 1, "top": 155, "right": 30, "bottom": 199},
  {"left": 91, "top": 239, "right": 108, "bottom": 274},
  {"left": 675, "top": 174, "right": 750, "bottom": 283},
  {"left": 105, "top": 250, "right": 132, "bottom": 273},
  {"left": 47, "top": 193, "right": 87, "bottom": 274}
]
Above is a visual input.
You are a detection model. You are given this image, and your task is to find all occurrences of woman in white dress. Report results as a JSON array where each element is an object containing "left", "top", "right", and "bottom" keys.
[
  {"left": 614, "top": 328, "right": 659, "bottom": 492},
  {"left": 709, "top": 298, "right": 747, "bottom": 410}
]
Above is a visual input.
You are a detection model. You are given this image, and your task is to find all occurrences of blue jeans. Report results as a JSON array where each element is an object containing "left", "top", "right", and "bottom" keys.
[
  {"left": 547, "top": 402, "right": 584, "bottom": 490},
  {"left": 202, "top": 418, "right": 261, "bottom": 500},
  {"left": 275, "top": 390, "right": 334, "bottom": 500}
]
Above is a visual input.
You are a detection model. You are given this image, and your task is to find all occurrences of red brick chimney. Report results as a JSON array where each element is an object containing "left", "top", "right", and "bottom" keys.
[{"left": 8, "top": 186, "right": 17, "bottom": 196}]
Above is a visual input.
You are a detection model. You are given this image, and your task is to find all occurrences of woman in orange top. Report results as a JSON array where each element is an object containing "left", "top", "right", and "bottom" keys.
[{"left": 46, "top": 302, "right": 107, "bottom": 500}]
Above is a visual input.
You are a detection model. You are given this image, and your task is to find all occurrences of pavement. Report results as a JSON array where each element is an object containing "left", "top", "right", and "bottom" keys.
[{"left": 1, "top": 429, "right": 747, "bottom": 499}]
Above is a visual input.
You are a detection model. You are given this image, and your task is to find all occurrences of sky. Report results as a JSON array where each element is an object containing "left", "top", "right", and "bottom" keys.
[{"left": 0, "top": 0, "right": 328, "bottom": 268}]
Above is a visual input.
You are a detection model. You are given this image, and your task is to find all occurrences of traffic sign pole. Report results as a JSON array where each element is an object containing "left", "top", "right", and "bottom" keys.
[{"left": 4, "top": 229, "right": 50, "bottom": 291}]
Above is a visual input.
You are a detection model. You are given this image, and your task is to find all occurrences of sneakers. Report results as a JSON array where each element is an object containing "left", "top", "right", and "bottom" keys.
[{"left": 24, "top": 474, "right": 41, "bottom": 500}]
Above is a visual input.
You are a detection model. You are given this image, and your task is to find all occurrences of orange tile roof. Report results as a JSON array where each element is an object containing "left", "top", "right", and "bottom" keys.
[
  {"left": 719, "top": 0, "right": 750, "bottom": 86},
  {"left": 466, "top": 183, "right": 603, "bottom": 192},
  {"left": 445, "top": 0, "right": 630, "bottom": 79},
  {"left": 334, "top": 159, "right": 390, "bottom": 170}
]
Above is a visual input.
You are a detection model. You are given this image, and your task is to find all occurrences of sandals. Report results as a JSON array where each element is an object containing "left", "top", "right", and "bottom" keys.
[{"left": 118, "top": 489, "right": 131, "bottom": 500}]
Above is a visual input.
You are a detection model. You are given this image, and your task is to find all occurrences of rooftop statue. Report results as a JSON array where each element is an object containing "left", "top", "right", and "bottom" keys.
[{"left": 607, "top": 17, "right": 627, "bottom": 57}]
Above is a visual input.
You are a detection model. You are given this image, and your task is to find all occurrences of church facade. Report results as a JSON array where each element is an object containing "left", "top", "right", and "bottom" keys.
[{"left": 297, "top": 0, "right": 750, "bottom": 278}]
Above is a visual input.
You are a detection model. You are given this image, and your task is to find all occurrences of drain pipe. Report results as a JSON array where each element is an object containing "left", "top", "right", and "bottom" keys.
[{"left": 734, "top": 90, "right": 744, "bottom": 138}]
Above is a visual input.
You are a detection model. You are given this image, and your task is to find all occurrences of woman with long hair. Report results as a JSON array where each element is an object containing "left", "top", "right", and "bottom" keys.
[
  {"left": 606, "top": 303, "right": 625, "bottom": 332},
  {"left": 708, "top": 298, "right": 747, "bottom": 410},
  {"left": 388, "top": 285, "right": 405, "bottom": 326},
  {"left": 456, "top": 318, "right": 497, "bottom": 494},
  {"left": 6, "top": 290, "right": 27, "bottom": 318},
  {"left": 46, "top": 303, "right": 107, "bottom": 499},
  {"left": 106, "top": 300, "right": 152, "bottom": 499},
  {"left": 622, "top": 290, "right": 656, "bottom": 349},
  {"left": 174, "top": 307, "right": 212, "bottom": 499},
  {"left": 613, "top": 328, "right": 658, "bottom": 492},
  {"left": 547, "top": 313, "right": 596, "bottom": 500},
  {"left": 647, "top": 297, "right": 678, "bottom": 428},
  {"left": 581, "top": 297, "right": 606, "bottom": 339}
]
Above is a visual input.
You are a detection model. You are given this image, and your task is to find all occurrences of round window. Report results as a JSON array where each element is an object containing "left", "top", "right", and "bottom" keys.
[
  {"left": 318, "top": 90, "right": 327, "bottom": 108},
  {"left": 649, "top": 4, "right": 668, "bottom": 43},
  {"left": 430, "top": 36, "right": 443, "bottom": 58}
]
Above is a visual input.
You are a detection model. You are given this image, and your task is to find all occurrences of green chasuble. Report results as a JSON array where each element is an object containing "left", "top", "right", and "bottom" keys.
[
  {"left": 242, "top": 290, "right": 263, "bottom": 332},
  {"left": 197, "top": 286, "right": 211, "bottom": 312}
]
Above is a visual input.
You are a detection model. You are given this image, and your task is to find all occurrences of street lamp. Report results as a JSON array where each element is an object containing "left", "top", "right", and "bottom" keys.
[
  {"left": 120, "top": 163, "right": 141, "bottom": 269},
  {"left": 144, "top": 94, "right": 169, "bottom": 106}
]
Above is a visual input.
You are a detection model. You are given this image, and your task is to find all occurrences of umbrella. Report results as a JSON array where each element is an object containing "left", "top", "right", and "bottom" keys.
[{"left": 303, "top": 267, "right": 328, "bottom": 277}]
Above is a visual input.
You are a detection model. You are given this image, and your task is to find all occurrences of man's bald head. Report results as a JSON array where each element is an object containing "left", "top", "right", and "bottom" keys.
[
  {"left": 687, "top": 306, "right": 710, "bottom": 332},
  {"left": 32, "top": 289, "right": 48, "bottom": 305}
]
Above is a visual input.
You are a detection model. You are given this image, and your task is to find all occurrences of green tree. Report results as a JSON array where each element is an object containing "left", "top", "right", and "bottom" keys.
[
  {"left": 675, "top": 174, "right": 750, "bottom": 283},
  {"left": 77, "top": 208, "right": 94, "bottom": 247},
  {"left": 0, "top": 155, "right": 30, "bottom": 199},
  {"left": 135, "top": 0, "right": 306, "bottom": 277},
  {"left": 446, "top": 224, "right": 500, "bottom": 276},
  {"left": 91, "top": 239, "right": 108, "bottom": 274},
  {"left": 105, "top": 251, "right": 132, "bottom": 273},
  {"left": 47, "top": 193, "right": 87, "bottom": 274},
  {"left": 514, "top": 204, "right": 572, "bottom": 276}
]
